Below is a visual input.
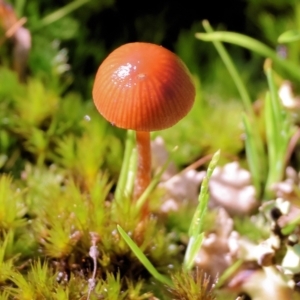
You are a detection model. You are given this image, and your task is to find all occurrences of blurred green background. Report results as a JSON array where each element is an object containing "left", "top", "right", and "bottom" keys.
[{"left": 1, "top": 0, "right": 299, "bottom": 173}]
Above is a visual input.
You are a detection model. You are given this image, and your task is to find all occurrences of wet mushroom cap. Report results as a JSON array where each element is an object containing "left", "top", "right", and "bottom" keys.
[{"left": 92, "top": 42, "right": 195, "bottom": 131}]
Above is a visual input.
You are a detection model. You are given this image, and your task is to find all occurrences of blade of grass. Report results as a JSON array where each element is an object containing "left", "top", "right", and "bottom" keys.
[
  {"left": 264, "top": 59, "right": 281, "bottom": 133},
  {"left": 195, "top": 31, "right": 300, "bottom": 82},
  {"left": 242, "top": 114, "right": 264, "bottom": 198},
  {"left": 183, "top": 150, "right": 220, "bottom": 270},
  {"left": 282, "top": 214, "right": 300, "bottom": 235},
  {"left": 15, "top": 0, "right": 26, "bottom": 16},
  {"left": 32, "top": 0, "right": 91, "bottom": 30},
  {"left": 183, "top": 234, "right": 204, "bottom": 271},
  {"left": 201, "top": 20, "right": 253, "bottom": 116},
  {"left": 117, "top": 225, "right": 173, "bottom": 286},
  {"left": 263, "top": 60, "right": 295, "bottom": 198},
  {"left": 264, "top": 91, "right": 277, "bottom": 198},
  {"left": 216, "top": 259, "right": 244, "bottom": 288},
  {"left": 115, "top": 130, "right": 135, "bottom": 202},
  {"left": 188, "top": 150, "right": 220, "bottom": 237},
  {"left": 199, "top": 20, "right": 267, "bottom": 199},
  {"left": 124, "top": 148, "right": 137, "bottom": 198},
  {"left": 278, "top": 29, "right": 300, "bottom": 43}
]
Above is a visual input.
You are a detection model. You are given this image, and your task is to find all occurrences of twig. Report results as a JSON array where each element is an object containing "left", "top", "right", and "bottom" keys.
[
  {"left": 0, "top": 17, "right": 27, "bottom": 46},
  {"left": 6, "top": 17, "right": 27, "bottom": 38},
  {"left": 87, "top": 232, "right": 100, "bottom": 300}
]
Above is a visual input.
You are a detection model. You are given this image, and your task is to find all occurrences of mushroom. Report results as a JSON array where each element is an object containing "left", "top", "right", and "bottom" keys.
[{"left": 92, "top": 42, "right": 195, "bottom": 211}]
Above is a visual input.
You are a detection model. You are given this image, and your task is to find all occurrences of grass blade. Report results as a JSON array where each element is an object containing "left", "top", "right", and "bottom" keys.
[
  {"left": 278, "top": 29, "right": 300, "bottom": 43},
  {"left": 117, "top": 225, "right": 173, "bottom": 286},
  {"left": 33, "top": 0, "right": 91, "bottom": 30},
  {"left": 201, "top": 20, "right": 253, "bottom": 115},
  {"left": 183, "top": 150, "right": 220, "bottom": 270},
  {"left": 263, "top": 60, "right": 295, "bottom": 198},
  {"left": 242, "top": 114, "right": 264, "bottom": 197},
  {"left": 115, "top": 130, "right": 135, "bottom": 202},
  {"left": 195, "top": 31, "right": 300, "bottom": 82}
]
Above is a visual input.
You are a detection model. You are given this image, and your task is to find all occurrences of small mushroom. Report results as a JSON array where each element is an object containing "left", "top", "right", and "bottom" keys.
[{"left": 92, "top": 42, "right": 195, "bottom": 211}]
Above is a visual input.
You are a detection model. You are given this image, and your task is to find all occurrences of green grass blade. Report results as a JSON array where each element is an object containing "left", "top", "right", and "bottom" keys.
[
  {"left": 264, "top": 92, "right": 276, "bottom": 168},
  {"left": 183, "top": 233, "right": 204, "bottom": 271},
  {"left": 15, "top": 0, "right": 26, "bottom": 16},
  {"left": 278, "top": 29, "right": 300, "bottom": 43},
  {"left": 282, "top": 214, "right": 300, "bottom": 235},
  {"left": 264, "top": 60, "right": 281, "bottom": 136},
  {"left": 115, "top": 130, "right": 135, "bottom": 202},
  {"left": 263, "top": 60, "right": 295, "bottom": 198},
  {"left": 117, "top": 225, "right": 173, "bottom": 286},
  {"left": 201, "top": 20, "right": 253, "bottom": 115},
  {"left": 33, "top": 0, "right": 91, "bottom": 30},
  {"left": 264, "top": 91, "right": 278, "bottom": 198},
  {"left": 216, "top": 259, "right": 244, "bottom": 288},
  {"left": 195, "top": 31, "right": 300, "bottom": 82},
  {"left": 242, "top": 114, "right": 263, "bottom": 197},
  {"left": 188, "top": 150, "right": 220, "bottom": 237},
  {"left": 124, "top": 148, "right": 137, "bottom": 198},
  {"left": 183, "top": 150, "right": 220, "bottom": 270}
]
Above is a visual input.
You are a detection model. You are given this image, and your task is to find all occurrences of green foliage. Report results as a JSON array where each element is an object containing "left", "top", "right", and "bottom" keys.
[
  {"left": 233, "top": 216, "right": 269, "bottom": 242},
  {"left": 242, "top": 57, "right": 294, "bottom": 198},
  {"left": 117, "top": 151, "right": 220, "bottom": 297},
  {"left": 263, "top": 60, "right": 295, "bottom": 197},
  {"left": 201, "top": 20, "right": 253, "bottom": 114},
  {"left": 0, "top": 158, "right": 181, "bottom": 297},
  {"left": 242, "top": 113, "right": 266, "bottom": 198},
  {"left": 0, "top": 65, "right": 123, "bottom": 178},
  {"left": 6, "top": 260, "right": 152, "bottom": 299},
  {"left": 169, "top": 268, "right": 216, "bottom": 300},
  {"left": 196, "top": 23, "right": 298, "bottom": 200},
  {"left": 184, "top": 150, "right": 220, "bottom": 270},
  {"left": 1, "top": 1, "right": 300, "bottom": 299},
  {"left": 278, "top": 29, "right": 300, "bottom": 44},
  {"left": 8, "top": 260, "right": 56, "bottom": 299},
  {"left": 246, "top": 0, "right": 300, "bottom": 65},
  {"left": 88, "top": 272, "right": 154, "bottom": 300},
  {"left": 117, "top": 225, "right": 173, "bottom": 286},
  {"left": 0, "top": 231, "right": 16, "bottom": 284},
  {"left": 0, "top": 175, "right": 26, "bottom": 230},
  {"left": 196, "top": 30, "right": 300, "bottom": 83}
]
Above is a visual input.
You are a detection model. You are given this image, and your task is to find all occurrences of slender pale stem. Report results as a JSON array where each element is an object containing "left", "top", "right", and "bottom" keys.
[{"left": 134, "top": 131, "right": 151, "bottom": 201}]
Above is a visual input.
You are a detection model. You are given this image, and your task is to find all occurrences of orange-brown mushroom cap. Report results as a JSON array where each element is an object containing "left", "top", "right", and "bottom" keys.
[{"left": 92, "top": 42, "right": 195, "bottom": 131}]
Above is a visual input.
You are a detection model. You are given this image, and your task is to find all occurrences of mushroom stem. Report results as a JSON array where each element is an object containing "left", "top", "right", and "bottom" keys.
[{"left": 134, "top": 131, "right": 151, "bottom": 201}]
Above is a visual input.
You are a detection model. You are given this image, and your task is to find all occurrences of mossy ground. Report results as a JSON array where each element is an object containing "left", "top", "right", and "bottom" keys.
[{"left": 1, "top": 1, "right": 300, "bottom": 299}]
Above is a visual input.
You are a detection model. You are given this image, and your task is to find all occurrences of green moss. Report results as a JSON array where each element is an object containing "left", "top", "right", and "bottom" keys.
[
  {"left": 1, "top": 2, "right": 300, "bottom": 298},
  {"left": 168, "top": 268, "right": 216, "bottom": 300}
]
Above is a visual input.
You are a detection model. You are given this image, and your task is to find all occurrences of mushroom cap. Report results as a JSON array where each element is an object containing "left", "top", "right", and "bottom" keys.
[{"left": 92, "top": 42, "right": 195, "bottom": 131}]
